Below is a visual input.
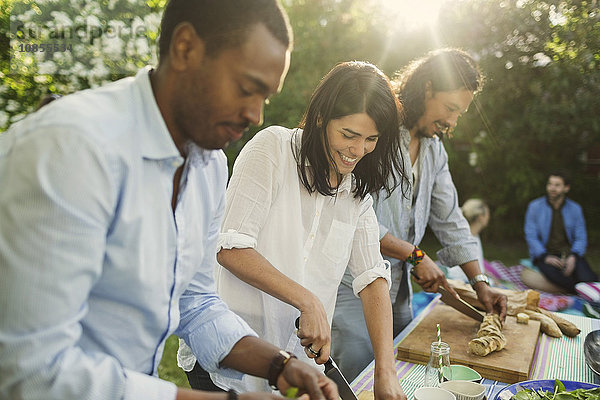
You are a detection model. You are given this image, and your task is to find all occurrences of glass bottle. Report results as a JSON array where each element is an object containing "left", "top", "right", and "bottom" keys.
[{"left": 424, "top": 341, "right": 452, "bottom": 387}]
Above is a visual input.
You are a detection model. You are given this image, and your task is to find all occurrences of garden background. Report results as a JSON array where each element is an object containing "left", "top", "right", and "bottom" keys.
[{"left": 2, "top": 0, "right": 599, "bottom": 388}]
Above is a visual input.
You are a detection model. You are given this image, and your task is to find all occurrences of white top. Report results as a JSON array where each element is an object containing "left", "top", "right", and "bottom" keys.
[{"left": 211, "top": 126, "right": 391, "bottom": 393}]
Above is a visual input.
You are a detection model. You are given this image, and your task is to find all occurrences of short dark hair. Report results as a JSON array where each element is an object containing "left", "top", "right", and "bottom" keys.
[
  {"left": 158, "top": 0, "right": 292, "bottom": 60},
  {"left": 393, "top": 48, "right": 484, "bottom": 130},
  {"left": 294, "top": 61, "right": 409, "bottom": 200},
  {"left": 548, "top": 169, "right": 571, "bottom": 186}
]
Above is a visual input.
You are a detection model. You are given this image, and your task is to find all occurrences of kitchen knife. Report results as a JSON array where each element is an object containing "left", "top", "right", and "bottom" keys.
[
  {"left": 438, "top": 286, "right": 484, "bottom": 322},
  {"left": 294, "top": 318, "right": 358, "bottom": 400}
]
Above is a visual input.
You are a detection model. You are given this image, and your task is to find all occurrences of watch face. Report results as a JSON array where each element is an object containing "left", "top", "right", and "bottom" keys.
[{"left": 470, "top": 274, "right": 489, "bottom": 286}]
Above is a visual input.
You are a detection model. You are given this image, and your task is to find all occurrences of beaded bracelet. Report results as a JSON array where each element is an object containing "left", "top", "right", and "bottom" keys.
[{"left": 406, "top": 245, "right": 425, "bottom": 266}]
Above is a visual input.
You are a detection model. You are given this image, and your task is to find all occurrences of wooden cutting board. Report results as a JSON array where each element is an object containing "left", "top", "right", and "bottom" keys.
[{"left": 396, "top": 301, "right": 541, "bottom": 383}]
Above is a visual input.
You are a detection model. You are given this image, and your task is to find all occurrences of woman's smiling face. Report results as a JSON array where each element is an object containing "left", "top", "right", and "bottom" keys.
[{"left": 325, "top": 112, "right": 379, "bottom": 184}]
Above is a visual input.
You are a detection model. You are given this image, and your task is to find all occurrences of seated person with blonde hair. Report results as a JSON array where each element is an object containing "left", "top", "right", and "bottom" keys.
[{"left": 446, "top": 198, "right": 490, "bottom": 282}]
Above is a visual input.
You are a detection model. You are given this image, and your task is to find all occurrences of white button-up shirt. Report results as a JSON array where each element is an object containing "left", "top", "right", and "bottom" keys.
[
  {"left": 210, "top": 126, "right": 391, "bottom": 393},
  {"left": 0, "top": 68, "right": 256, "bottom": 400}
]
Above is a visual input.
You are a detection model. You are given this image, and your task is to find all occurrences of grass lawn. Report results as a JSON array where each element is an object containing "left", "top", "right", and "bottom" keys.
[{"left": 158, "top": 234, "right": 600, "bottom": 388}]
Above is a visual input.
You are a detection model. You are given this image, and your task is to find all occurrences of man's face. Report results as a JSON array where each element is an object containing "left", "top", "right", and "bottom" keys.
[
  {"left": 546, "top": 175, "right": 569, "bottom": 202},
  {"left": 172, "top": 23, "right": 290, "bottom": 150},
  {"left": 414, "top": 88, "right": 474, "bottom": 139}
]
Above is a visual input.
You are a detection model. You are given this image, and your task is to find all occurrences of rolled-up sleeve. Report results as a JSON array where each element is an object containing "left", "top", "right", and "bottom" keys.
[
  {"left": 218, "top": 129, "right": 284, "bottom": 250},
  {"left": 347, "top": 195, "right": 392, "bottom": 296}
]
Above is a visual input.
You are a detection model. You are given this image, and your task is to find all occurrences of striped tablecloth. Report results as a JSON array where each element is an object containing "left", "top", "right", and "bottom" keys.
[{"left": 351, "top": 296, "right": 600, "bottom": 400}]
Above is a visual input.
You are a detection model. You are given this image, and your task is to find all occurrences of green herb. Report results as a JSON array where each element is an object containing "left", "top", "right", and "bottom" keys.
[{"left": 510, "top": 379, "right": 600, "bottom": 400}]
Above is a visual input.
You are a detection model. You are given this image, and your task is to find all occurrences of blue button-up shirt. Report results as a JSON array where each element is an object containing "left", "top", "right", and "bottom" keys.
[
  {"left": 0, "top": 68, "right": 256, "bottom": 400},
  {"left": 524, "top": 196, "right": 588, "bottom": 260}
]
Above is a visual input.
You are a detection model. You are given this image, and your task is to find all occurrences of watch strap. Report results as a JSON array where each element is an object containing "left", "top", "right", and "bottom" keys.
[
  {"left": 469, "top": 273, "right": 490, "bottom": 287},
  {"left": 268, "top": 350, "right": 296, "bottom": 389}
]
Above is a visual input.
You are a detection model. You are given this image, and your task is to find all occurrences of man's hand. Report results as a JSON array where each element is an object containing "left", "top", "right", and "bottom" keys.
[
  {"left": 276, "top": 358, "right": 339, "bottom": 400},
  {"left": 410, "top": 255, "right": 458, "bottom": 298},
  {"left": 373, "top": 369, "right": 407, "bottom": 400},
  {"left": 544, "top": 255, "right": 564, "bottom": 269},
  {"left": 563, "top": 254, "right": 576, "bottom": 276},
  {"left": 176, "top": 387, "right": 330, "bottom": 400},
  {"left": 473, "top": 284, "right": 507, "bottom": 321}
]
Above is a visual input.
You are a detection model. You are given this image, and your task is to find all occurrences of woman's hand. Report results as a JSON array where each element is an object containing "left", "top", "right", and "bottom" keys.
[
  {"left": 296, "top": 299, "right": 331, "bottom": 364},
  {"left": 373, "top": 368, "right": 407, "bottom": 400}
]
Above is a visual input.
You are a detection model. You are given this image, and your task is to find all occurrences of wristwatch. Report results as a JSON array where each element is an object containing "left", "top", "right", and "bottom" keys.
[
  {"left": 469, "top": 274, "right": 490, "bottom": 287},
  {"left": 268, "top": 350, "right": 296, "bottom": 389}
]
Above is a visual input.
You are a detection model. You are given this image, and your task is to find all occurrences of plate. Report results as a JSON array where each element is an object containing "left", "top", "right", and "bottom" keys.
[
  {"left": 584, "top": 330, "right": 600, "bottom": 382},
  {"left": 493, "top": 379, "right": 600, "bottom": 400}
]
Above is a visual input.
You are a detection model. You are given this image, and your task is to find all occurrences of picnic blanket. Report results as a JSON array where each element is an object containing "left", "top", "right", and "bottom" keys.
[{"left": 484, "top": 260, "right": 585, "bottom": 315}]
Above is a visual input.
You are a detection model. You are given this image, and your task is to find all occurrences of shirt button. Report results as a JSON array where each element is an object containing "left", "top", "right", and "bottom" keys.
[
  {"left": 309, "top": 234, "right": 315, "bottom": 239},
  {"left": 303, "top": 256, "right": 308, "bottom": 261},
  {"left": 315, "top": 211, "right": 320, "bottom": 216}
]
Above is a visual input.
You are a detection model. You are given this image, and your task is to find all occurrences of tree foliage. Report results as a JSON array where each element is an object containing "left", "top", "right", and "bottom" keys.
[{"left": 1, "top": 0, "right": 598, "bottom": 240}]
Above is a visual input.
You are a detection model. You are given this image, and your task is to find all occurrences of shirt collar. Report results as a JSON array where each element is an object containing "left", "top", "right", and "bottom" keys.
[
  {"left": 546, "top": 195, "right": 566, "bottom": 210},
  {"left": 186, "top": 142, "right": 219, "bottom": 167},
  {"left": 135, "top": 67, "right": 182, "bottom": 162},
  {"left": 336, "top": 173, "right": 353, "bottom": 196},
  {"left": 400, "top": 125, "right": 440, "bottom": 150}
]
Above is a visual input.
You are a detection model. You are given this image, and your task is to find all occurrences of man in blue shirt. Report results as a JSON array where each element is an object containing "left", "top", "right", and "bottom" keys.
[
  {"left": 0, "top": 1, "right": 338, "bottom": 400},
  {"left": 524, "top": 170, "right": 597, "bottom": 293}
]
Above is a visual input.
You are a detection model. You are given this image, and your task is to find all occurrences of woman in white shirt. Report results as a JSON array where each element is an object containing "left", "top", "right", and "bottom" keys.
[{"left": 206, "top": 61, "right": 409, "bottom": 399}]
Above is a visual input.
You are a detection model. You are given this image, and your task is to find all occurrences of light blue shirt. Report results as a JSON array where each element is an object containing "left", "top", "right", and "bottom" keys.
[{"left": 0, "top": 67, "right": 256, "bottom": 400}]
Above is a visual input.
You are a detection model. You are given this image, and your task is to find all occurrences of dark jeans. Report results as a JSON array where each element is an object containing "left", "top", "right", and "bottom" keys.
[
  {"left": 185, "top": 361, "right": 224, "bottom": 392},
  {"left": 535, "top": 254, "right": 597, "bottom": 293}
]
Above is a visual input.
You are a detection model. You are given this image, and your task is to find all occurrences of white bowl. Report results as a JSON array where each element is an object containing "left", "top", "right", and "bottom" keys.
[
  {"left": 413, "top": 387, "right": 456, "bottom": 400},
  {"left": 440, "top": 380, "right": 486, "bottom": 400}
]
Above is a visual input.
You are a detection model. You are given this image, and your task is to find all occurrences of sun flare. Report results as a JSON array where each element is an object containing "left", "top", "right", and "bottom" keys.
[{"left": 378, "top": 0, "right": 445, "bottom": 29}]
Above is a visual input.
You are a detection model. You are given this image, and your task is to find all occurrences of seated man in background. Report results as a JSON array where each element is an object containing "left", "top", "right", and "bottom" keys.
[{"left": 524, "top": 170, "right": 597, "bottom": 293}]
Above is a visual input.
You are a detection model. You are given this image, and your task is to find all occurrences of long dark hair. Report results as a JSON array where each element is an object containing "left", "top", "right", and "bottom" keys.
[
  {"left": 294, "top": 61, "right": 408, "bottom": 200},
  {"left": 394, "top": 48, "right": 484, "bottom": 130}
]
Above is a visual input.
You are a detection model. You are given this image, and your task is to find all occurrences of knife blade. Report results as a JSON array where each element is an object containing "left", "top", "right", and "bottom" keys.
[
  {"left": 438, "top": 286, "right": 484, "bottom": 322},
  {"left": 324, "top": 358, "right": 359, "bottom": 400},
  {"left": 294, "top": 317, "right": 358, "bottom": 400}
]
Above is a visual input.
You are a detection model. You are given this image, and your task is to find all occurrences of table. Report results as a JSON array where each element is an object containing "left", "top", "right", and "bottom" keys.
[{"left": 350, "top": 295, "right": 600, "bottom": 399}]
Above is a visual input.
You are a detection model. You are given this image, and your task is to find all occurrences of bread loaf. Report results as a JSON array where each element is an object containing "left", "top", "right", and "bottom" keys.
[{"left": 468, "top": 313, "right": 506, "bottom": 357}]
